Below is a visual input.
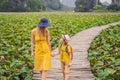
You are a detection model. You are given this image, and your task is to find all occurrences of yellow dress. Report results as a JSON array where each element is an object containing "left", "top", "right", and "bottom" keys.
[
  {"left": 33, "top": 29, "right": 51, "bottom": 70},
  {"left": 58, "top": 44, "right": 71, "bottom": 62}
]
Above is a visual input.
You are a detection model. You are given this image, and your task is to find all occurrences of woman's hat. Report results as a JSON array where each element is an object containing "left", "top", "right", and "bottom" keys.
[
  {"left": 62, "top": 34, "right": 70, "bottom": 41},
  {"left": 38, "top": 18, "right": 51, "bottom": 27}
]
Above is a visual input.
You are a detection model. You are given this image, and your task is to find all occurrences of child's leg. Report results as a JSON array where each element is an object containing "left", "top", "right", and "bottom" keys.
[
  {"left": 41, "top": 70, "right": 47, "bottom": 80},
  {"left": 61, "top": 62, "right": 65, "bottom": 80},
  {"left": 40, "top": 71, "right": 42, "bottom": 74},
  {"left": 64, "top": 63, "right": 70, "bottom": 80}
]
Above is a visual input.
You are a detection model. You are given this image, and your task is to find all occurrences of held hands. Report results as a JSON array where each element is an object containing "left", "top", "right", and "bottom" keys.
[
  {"left": 51, "top": 52, "right": 59, "bottom": 57},
  {"left": 51, "top": 52, "right": 55, "bottom": 57},
  {"left": 31, "top": 52, "right": 57, "bottom": 57}
]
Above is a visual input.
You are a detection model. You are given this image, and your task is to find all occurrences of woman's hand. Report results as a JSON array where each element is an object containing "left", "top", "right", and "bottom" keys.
[
  {"left": 0, "top": 56, "right": 5, "bottom": 59},
  {"left": 31, "top": 52, "right": 35, "bottom": 58},
  {"left": 51, "top": 52, "right": 55, "bottom": 57}
]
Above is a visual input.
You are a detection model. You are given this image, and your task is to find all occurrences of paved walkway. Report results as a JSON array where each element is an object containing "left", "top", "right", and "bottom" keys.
[{"left": 32, "top": 22, "right": 120, "bottom": 80}]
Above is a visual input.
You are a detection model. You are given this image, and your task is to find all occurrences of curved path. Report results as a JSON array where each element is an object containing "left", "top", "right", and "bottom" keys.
[{"left": 32, "top": 22, "right": 120, "bottom": 80}]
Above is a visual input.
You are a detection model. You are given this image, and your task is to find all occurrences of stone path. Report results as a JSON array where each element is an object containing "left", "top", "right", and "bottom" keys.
[{"left": 32, "top": 22, "right": 120, "bottom": 80}]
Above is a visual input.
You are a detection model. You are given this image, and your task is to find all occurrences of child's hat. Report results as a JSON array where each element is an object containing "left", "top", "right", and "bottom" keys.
[{"left": 62, "top": 34, "right": 70, "bottom": 41}]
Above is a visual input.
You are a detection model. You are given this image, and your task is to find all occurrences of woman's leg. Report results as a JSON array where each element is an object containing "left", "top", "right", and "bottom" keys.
[
  {"left": 61, "top": 62, "right": 65, "bottom": 80},
  {"left": 64, "top": 63, "right": 70, "bottom": 80},
  {"left": 41, "top": 70, "right": 47, "bottom": 80}
]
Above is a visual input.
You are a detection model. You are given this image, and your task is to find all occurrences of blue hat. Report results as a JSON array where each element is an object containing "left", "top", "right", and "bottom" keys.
[{"left": 38, "top": 18, "right": 51, "bottom": 27}]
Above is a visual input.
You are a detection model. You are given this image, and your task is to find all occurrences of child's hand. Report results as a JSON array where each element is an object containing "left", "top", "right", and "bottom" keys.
[{"left": 69, "top": 62, "right": 72, "bottom": 67}]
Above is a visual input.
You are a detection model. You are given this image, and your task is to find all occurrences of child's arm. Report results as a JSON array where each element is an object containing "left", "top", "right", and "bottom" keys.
[
  {"left": 68, "top": 52, "right": 73, "bottom": 66},
  {"left": 52, "top": 48, "right": 60, "bottom": 57},
  {"left": 68, "top": 45, "right": 73, "bottom": 66},
  {"left": 69, "top": 52, "right": 73, "bottom": 62}
]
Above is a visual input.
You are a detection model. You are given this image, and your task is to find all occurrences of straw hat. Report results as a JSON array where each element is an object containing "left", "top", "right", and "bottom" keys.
[{"left": 62, "top": 34, "right": 70, "bottom": 41}]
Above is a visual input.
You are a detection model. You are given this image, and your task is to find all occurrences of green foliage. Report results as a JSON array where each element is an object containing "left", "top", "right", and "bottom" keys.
[
  {"left": 93, "top": 5, "right": 108, "bottom": 12},
  {"left": 0, "top": 0, "right": 11, "bottom": 12},
  {"left": 0, "top": 12, "right": 120, "bottom": 79},
  {"left": 88, "top": 25, "right": 120, "bottom": 80},
  {"left": 45, "top": 0, "right": 61, "bottom": 10},
  {"left": 0, "top": 0, "right": 44, "bottom": 12},
  {"left": 74, "top": 0, "right": 95, "bottom": 12},
  {"left": 0, "top": 0, "right": 63, "bottom": 12},
  {"left": 107, "top": 4, "right": 120, "bottom": 11},
  {"left": 27, "top": 0, "right": 43, "bottom": 11},
  {"left": 74, "top": 0, "right": 120, "bottom": 12}
]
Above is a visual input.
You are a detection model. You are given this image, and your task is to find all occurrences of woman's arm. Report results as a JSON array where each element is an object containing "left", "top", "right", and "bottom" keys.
[
  {"left": 46, "top": 29, "right": 55, "bottom": 57},
  {"left": 31, "top": 30, "right": 35, "bottom": 57},
  {"left": 46, "top": 29, "right": 51, "bottom": 51},
  {"left": 56, "top": 45, "right": 61, "bottom": 55}
]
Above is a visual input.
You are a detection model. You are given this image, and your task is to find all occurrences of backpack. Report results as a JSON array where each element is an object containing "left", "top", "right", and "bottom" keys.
[{"left": 59, "top": 43, "right": 73, "bottom": 60}]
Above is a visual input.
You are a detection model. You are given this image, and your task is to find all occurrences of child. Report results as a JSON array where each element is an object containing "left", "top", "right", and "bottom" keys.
[{"left": 55, "top": 34, "right": 73, "bottom": 80}]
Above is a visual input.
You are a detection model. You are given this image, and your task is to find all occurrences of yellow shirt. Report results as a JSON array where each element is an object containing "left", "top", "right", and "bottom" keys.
[{"left": 58, "top": 44, "right": 71, "bottom": 62}]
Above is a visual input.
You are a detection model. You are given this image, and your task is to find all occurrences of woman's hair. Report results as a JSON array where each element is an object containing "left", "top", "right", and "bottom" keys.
[{"left": 37, "top": 27, "right": 48, "bottom": 37}]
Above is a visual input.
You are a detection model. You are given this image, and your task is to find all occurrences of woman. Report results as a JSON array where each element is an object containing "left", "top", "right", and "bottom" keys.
[{"left": 31, "top": 18, "right": 53, "bottom": 80}]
